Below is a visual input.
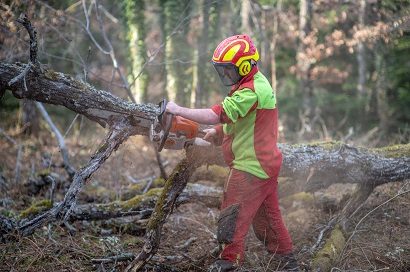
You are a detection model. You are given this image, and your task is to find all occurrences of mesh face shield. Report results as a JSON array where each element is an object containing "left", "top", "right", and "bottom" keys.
[{"left": 213, "top": 62, "right": 242, "bottom": 86}]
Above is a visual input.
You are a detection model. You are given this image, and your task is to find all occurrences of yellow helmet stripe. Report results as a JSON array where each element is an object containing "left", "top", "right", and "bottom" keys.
[{"left": 213, "top": 39, "right": 250, "bottom": 62}]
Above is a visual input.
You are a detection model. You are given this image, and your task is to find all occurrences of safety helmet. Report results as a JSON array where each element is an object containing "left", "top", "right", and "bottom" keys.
[{"left": 212, "top": 35, "right": 259, "bottom": 86}]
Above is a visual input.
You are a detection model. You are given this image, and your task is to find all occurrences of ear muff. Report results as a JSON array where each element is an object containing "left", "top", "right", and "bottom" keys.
[{"left": 238, "top": 61, "right": 251, "bottom": 76}]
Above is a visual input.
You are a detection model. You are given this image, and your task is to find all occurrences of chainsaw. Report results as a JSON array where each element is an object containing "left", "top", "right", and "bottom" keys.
[{"left": 150, "top": 99, "right": 210, "bottom": 151}]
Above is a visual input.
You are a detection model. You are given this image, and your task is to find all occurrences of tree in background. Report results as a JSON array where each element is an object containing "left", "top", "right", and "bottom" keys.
[
  {"left": 162, "top": 0, "right": 192, "bottom": 107},
  {"left": 122, "top": 0, "right": 149, "bottom": 103},
  {"left": 192, "top": 0, "right": 222, "bottom": 108},
  {"left": 1, "top": 0, "right": 409, "bottom": 145}
]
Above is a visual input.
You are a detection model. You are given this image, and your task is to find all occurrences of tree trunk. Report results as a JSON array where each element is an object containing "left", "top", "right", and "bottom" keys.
[
  {"left": 375, "top": 42, "right": 390, "bottom": 139},
  {"left": 1, "top": 62, "right": 157, "bottom": 132},
  {"left": 192, "top": 0, "right": 210, "bottom": 108},
  {"left": 163, "top": 1, "right": 192, "bottom": 107},
  {"left": 241, "top": 0, "right": 253, "bottom": 36},
  {"left": 18, "top": 98, "right": 40, "bottom": 137},
  {"left": 298, "top": 0, "right": 314, "bottom": 139},
  {"left": 356, "top": 0, "right": 367, "bottom": 100},
  {"left": 270, "top": 0, "right": 282, "bottom": 99},
  {"left": 123, "top": 0, "right": 149, "bottom": 103}
]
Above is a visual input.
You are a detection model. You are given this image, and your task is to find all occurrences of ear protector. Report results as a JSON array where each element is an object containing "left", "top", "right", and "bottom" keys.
[{"left": 238, "top": 60, "right": 252, "bottom": 76}]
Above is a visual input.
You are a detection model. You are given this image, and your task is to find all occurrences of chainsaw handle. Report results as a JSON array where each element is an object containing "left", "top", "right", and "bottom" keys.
[{"left": 158, "top": 113, "right": 173, "bottom": 152}]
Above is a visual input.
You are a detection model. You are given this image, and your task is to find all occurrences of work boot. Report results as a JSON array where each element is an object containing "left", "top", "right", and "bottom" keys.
[
  {"left": 208, "top": 259, "right": 237, "bottom": 272},
  {"left": 268, "top": 252, "right": 300, "bottom": 271}
]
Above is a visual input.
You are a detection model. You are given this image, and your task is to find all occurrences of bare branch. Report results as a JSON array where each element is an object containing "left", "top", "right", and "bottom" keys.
[{"left": 35, "top": 102, "right": 76, "bottom": 178}]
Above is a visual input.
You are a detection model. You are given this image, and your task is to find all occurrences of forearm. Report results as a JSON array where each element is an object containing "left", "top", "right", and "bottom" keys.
[{"left": 175, "top": 107, "right": 219, "bottom": 125}]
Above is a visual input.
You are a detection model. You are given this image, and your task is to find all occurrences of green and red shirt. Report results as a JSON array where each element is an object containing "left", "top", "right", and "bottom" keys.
[{"left": 212, "top": 67, "right": 282, "bottom": 179}]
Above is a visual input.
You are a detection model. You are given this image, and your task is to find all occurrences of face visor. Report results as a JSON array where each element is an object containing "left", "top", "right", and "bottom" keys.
[{"left": 212, "top": 62, "right": 242, "bottom": 86}]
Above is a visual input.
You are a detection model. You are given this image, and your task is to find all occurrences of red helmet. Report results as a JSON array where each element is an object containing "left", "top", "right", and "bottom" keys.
[{"left": 212, "top": 35, "right": 259, "bottom": 86}]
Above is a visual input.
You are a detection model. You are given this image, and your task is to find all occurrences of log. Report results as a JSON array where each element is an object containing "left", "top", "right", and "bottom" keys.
[
  {"left": 277, "top": 142, "right": 410, "bottom": 197},
  {"left": 124, "top": 148, "right": 211, "bottom": 272}
]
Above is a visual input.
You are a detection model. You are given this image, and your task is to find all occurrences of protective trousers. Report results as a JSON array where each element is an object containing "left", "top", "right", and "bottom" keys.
[{"left": 217, "top": 169, "right": 293, "bottom": 265}]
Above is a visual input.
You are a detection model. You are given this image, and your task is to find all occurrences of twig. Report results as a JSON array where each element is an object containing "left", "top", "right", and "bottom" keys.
[
  {"left": 155, "top": 149, "right": 168, "bottom": 180},
  {"left": 91, "top": 252, "right": 135, "bottom": 263},
  {"left": 8, "top": 63, "right": 31, "bottom": 87},
  {"left": 338, "top": 187, "right": 410, "bottom": 265},
  {"left": 176, "top": 236, "right": 197, "bottom": 250},
  {"left": 143, "top": 178, "right": 154, "bottom": 194},
  {"left": 310, "top": 216, "right": 338, "bottom": 252},
  {"left": 15, "top": 14, "right": 42, "bottom": 72}
]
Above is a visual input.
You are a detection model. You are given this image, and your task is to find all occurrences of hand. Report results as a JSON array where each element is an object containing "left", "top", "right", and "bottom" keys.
[
  {"left": 166, "top": 101, "right": 180, "bottom": 115},
  {"left": 203, "top": 128, "right": 216, "bottom": 142}
]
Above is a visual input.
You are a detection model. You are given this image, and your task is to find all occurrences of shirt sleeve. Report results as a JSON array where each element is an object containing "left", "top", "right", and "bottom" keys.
[
  {"left": 222, "top": 88, "right": 258, "bottom": 123},
  {"left": 211, "top": 104, "right": 231, "bottom": 124}
]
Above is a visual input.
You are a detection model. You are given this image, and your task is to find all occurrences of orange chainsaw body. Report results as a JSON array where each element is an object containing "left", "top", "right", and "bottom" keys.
[
  {"left": 164, "top": 116, "right": 199, "bottom": 149},
  {"left": 150, "top": 99, "right": 209, "bottom": 151}
]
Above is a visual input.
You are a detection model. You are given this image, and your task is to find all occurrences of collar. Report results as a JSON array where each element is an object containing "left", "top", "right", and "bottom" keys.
[{"left": 229, "top": 65, "right": 259, "bottom": 94}]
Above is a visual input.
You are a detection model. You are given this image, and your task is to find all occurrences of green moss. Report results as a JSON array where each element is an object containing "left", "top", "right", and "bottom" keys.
[
  {"left": 373, "top": 143, "right": 410, "bottom": 158},
  {"left": 287, "top": 209, "right": 309, "bottom": 223},
  {"left": 97, "top": 143, "right": 109, "bottom": 153},
  {"left": 123, "top": 237, "right": 144, "bottom": 248},
  {"left": 281, "top": 192, "right": 315, "bottom": 209},
  {"left": 307, "top": 140, "right": 342, "bottom": 150},
  {"left": 37, "top": 169, "right": 52, "bottom": 177},
  {"left": 311, "top": 227, "right": 346, "bottom": 271},
  {"left": 43, "top": 69, "right": 60, "bottom": 80},
  {"left": 125, "top": 178, "right": 165, "bottom": 198},
  {"left": 191, "top": 165, "right": 228, "bottom": 186},
  {"left": 120, "top": 188, "right": 163, "bottom": 211},
  {"left": 19, "top": 200, "right": 53, "bottom": 219}
]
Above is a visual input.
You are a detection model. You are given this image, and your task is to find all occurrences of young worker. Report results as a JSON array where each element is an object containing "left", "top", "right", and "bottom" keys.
[{"left": 166, "top": 35, "right": 299, "bottom": 272}]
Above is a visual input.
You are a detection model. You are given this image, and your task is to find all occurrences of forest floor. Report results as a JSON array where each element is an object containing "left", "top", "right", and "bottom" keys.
[{"left": 0, "top": 119, "right": 409, "bottom": 272}]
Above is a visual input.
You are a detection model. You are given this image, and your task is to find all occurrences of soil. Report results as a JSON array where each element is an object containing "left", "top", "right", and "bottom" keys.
[{"left": 0, "top": 122, "right": 409, "bottom": 272}]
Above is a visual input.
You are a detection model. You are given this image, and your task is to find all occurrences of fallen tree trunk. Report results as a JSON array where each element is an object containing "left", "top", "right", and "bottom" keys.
[
  {"left": 0, "top": 62, "right": 157, "bottom": 131},
  {"left": 18, "top": 183, "right": 222, "bottom": 223}
]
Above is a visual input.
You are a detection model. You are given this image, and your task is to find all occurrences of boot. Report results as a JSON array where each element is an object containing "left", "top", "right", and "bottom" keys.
[
  {"left": 268, "top": 252, "right": 300, "bottom": 271},
  {"left": 208, "top": 259, "right": 238, "bottom": 272}
]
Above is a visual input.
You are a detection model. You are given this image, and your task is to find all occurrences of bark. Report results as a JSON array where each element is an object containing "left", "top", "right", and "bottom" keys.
[
  {"left": 375, "top": 43, "right": 390, "bottom": 138},
  {"left": 163, "top": 1, "right": 192, "bottom": 106},
  {"left": 19, "top": 99, "right": 40, "bottom": 137},
  {"left": 123, "top": 0, "right": 149, "bottom": 103},
  {"left": 193, "top": 0, "right": 210, "bottom": 108},
  {"left": 1, "top": 62, "right": 157, "bottom": 131},
  {"left": 18, "top": 183, "right": 221, "bottom": 224},
  {"left": 356, "top": 0, "right": 367, "bottom": 99},
  {"left": 298, "top": 0, "right": 315, "bottom": 139},
  {"left": 241, "top": 0, "right": 253, "bottom": 37}
]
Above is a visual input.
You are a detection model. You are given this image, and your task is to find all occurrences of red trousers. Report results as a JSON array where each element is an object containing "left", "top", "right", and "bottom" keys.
[{"left": 217, "top": 169, "right": 293, "bottom": 265}]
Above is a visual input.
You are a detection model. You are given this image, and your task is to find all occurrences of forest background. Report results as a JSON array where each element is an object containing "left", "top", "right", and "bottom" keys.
[
  {"left": 1, "top": 0, "right": 409, "bottom": 145},
  {"left": 0, "top": 0, "right": 409, "bottom": 271}
]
